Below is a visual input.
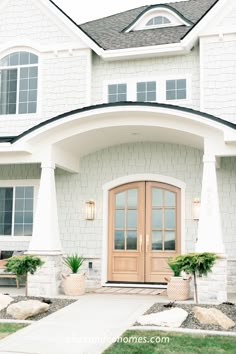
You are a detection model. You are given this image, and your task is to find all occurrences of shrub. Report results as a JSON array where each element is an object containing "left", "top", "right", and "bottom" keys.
[
  {"left": 63, "top": 254, "right": 84, "bottom": 274},
  {"left": 168, "top": 252, "right": 218, "bottom": 303},
  {"left": 5, "top": 255, "right": 44, "bottom": 296}
]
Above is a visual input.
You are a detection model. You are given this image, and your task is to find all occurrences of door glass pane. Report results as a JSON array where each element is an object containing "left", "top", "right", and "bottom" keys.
[
  {"left": 127, "top": 189, "right": 137, "bottom": 208},
  {"left": 152, "top": 188, "right": 162, "bottom": 207},
  {"left": 165, "top": 231, "right": 175, "bottom": 250},
  {"left": 164, "top": 191, "right": 175, "bottom": 207},
  {"left": 114, "top": 231, "right": 124, "bottom": 250},
  {"left": 115, "top": 192, "right": 125, "bottom": 208},
  {"left": 152, "top": 231, "right": 162, "bottom": 250},
  {"left": 127, "top": 210, "right": 137, "bottom": 228},
  {"left": 152, "top": 209, "right": 162, "bottom": 228},
  {"left": 115, "top": 210, "right": 125, "bottom": 228},
  {"left": 165, "top": 209, "right": 175, "bottom": 228},
  {"left": 127, "top": 231, "right": 137, "bottom": 250}
]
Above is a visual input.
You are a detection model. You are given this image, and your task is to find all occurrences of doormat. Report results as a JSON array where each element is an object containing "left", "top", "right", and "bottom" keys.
[{"left": 92, "top": 287, "right": 167, "bottom": 296}]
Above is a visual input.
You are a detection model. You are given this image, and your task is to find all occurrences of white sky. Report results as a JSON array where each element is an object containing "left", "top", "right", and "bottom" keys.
[{"left": 53, "top": 0, "right": 184, "bottom": 24}]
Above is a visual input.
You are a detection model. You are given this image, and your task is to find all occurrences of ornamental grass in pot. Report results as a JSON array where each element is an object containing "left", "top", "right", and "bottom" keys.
[
  {"left": 165, "top": 257, "right": 191, "bottom": 301},
  {"left": 62, "top": 254, "right": 85, "bottom": 296}
]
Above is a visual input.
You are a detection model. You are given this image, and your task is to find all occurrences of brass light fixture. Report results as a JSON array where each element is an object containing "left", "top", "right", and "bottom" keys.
[
  {"left": 192, "top": 198, "right": 200, "bottom": 221},
  {"left": 85, "top": 200, "right": 95, "bottom": 220}
]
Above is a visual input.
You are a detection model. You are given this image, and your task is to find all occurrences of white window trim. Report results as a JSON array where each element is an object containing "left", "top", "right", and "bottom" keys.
[
  {"left": 126, "top": 8, "right": 191, "bottom": 32},
  {"left": 0, "top": 48, "right": 41, "bottom": 117},
  {"left": 0, "top": 179, "right": 39, "bottom": 242},
  {"left": 104, "top": 74, "right": 192, "bottom": 104}
]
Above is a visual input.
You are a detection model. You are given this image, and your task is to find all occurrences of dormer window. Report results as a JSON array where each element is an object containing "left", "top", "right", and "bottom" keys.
[
  {"left": 124, "top": 5, "right": 192, "bottom": 32},
  {"left": 146, "top": 16, "right": 171, "bottom": 27},
  {"left": 0, "top": 51, "right": 38, "bottom": 115}
]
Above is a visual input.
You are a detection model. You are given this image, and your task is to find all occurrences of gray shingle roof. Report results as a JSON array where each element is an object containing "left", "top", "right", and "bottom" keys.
[{"left": 79, "top": 0, "right": 218, "bottom": 50}]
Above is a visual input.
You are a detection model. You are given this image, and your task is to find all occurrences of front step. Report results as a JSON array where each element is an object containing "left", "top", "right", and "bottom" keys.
[{"left": 93, "top": 287, "right": 167, "bottom": 296}]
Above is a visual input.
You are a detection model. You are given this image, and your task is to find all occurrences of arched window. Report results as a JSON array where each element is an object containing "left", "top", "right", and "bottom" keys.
[
  {"left": 146, "top": 16, "right": 171, "bottom": 27},
  {"left": 0, "top": 51, "right": 38, "bottom": 115}
]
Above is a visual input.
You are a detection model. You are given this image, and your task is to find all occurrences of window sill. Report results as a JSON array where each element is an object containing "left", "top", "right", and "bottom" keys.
[{"left": 0, "top": 236, "right": 32, "bottom": 242}]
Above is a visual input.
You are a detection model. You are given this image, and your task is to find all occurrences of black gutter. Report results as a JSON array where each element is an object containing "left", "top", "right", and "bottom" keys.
[
  {"left": 1, "top": 102, "right": 235, "bottom": 145},
  {"left": 0, "top": 136, "right": 15, "bottom": 143}
]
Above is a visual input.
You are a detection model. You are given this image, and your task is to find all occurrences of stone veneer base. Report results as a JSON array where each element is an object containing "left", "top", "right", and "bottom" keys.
[
  {"left": 196, "top": 257, "right": 227, "bottom": 303},
  {"left": 27, "top": 255, "right": 63, "bottom": 297}
]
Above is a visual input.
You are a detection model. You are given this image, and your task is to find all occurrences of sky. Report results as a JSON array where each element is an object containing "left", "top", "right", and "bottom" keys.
[{"left": 53, "top": 0, "right": 181, "bottom": 24}]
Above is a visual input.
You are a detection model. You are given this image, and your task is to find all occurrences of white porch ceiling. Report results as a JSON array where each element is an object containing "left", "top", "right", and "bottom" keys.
[{"left": 55, "top": 125, "right": 203, "bottom": 158}]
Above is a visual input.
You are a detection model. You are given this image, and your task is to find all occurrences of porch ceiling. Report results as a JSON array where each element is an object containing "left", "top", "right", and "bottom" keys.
[{"left": 55, "top": 125, "right": 203, "bottom": 157}]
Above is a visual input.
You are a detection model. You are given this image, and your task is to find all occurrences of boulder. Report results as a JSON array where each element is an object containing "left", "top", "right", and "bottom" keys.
[
  {"left": 7, "top": 300, "right": 49, "bottom": 320},
  {"left": 0, "top": 294, "right": 14, "bottom": 311},
  {"left": 138, "top": 308, "right": 188, "bottom": 328},
  {"left": 193, "top": 307, "right": 235, "bottom": 330}
]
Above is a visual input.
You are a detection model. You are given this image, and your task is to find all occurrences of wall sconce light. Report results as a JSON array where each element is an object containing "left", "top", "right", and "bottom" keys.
[
  {"left": 84, "top": 200, "right": 95, "bottom": 220},
  {"left": 192, "top": 198, "right": 200, "bottom": 221}
]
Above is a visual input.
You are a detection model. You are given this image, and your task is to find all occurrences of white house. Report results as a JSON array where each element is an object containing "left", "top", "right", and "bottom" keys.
[{"left": 0, "top": 0, "right": 235, "bottom": 302}]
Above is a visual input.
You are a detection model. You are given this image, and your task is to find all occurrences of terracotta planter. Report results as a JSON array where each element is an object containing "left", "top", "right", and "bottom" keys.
[
  {"left": 167, "top": 276, "right": 191, "bottom": 301},
  {"left": 62, "top": 273, "right": 85, "bottom": 296}
]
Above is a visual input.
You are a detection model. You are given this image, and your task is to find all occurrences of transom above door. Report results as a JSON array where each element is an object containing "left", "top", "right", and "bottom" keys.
[{"left": 108, "top": 181, "right": 181, "bottom": 283}]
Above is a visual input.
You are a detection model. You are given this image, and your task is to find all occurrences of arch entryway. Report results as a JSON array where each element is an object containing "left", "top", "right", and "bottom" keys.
[{"left": 107, "top": 181, "right": 181, "bottom": 283}]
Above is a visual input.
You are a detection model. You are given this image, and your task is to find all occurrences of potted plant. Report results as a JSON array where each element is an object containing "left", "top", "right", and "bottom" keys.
[
  {"left": 62, "top": 254, "right": 85, "bottom": 296},
  {"left": 165, "top": 257, "right": 191, "bottom": 301},
  {"left": 4, "top": 255, "right": 44, "bottom": 296},
  {"left": 173, "top": 252, "right": 218, "bottom": 304}
]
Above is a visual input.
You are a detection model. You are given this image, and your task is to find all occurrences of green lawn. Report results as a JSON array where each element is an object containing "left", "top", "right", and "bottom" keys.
[
  {"left": 0, "top": 323, "right": 28, "bottom": 340},
  {"left": 104, "top": 330, "right": 236, "bottom": 354}
]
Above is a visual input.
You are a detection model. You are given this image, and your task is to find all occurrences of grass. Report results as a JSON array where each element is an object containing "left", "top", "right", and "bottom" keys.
[
  {"left": 104, "top": 330, "right": 236, "bottom": 354},
  {"left": 0, "top": 323, "right": 28, "bottom": 340}
]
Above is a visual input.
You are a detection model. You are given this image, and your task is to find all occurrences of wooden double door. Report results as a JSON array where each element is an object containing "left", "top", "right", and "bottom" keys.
[{"left": 108, "top": 181, "right": 181, "bottom": 283}]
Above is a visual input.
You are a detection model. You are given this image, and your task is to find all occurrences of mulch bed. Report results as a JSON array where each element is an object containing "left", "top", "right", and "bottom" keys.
[
  {"left": 135, "top": 302, "right": 236, "bottom": 332},
  {"left": 0, "top": 296, "right": 76, "bottom": 321}
]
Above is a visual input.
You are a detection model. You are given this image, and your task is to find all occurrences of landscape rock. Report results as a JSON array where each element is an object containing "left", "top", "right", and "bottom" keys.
[
  {"left": 138, "top": 308, "right": 188, "bottom": 328},
  {"left": 7, "top": 300, "right": 50, "bottom": 320},
  {"left": 0, "top": 294, "right": 14, "bottom": 311},
  {"left": 193, "top": 307, "right": 235, "bottom": 330}
]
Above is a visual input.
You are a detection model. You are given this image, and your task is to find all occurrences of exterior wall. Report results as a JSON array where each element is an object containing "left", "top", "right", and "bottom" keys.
[
  {"left": 0, "top": 0, "right": 79, "bottom": 45},
  {"left": 92, "top": 46, "right": 200, "bottom": 111},
  {"left": 200, "top": 34, "right": 236, "bottom": 123},
  {"left": 0, "top": 0, "right": 91, "bottom": 136}
]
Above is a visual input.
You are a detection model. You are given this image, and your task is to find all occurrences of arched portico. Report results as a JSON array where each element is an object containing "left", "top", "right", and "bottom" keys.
[{"left": 1, "top": 103, "right": 236, "bottom": 299}]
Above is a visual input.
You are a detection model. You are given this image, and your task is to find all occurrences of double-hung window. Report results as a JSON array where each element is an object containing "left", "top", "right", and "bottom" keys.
[
  {"left": 0, "top": 186, "right": 34, "bottom": 237},
  {"left": 0, "top": 51, "right": 38, "bottom": 115}
]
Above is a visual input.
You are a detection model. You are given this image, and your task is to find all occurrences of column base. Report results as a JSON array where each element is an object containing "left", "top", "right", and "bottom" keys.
[
  {"left": 27, "top": 255, "right": 62, "bottom": 297},
  {"left": 196, "top": 257, "right": 227, "bottom": 303}
]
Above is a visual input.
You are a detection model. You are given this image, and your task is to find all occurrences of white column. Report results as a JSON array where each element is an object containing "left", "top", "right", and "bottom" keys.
[
  {"left": 196, "top": 154, "right": 225, "bottom": 254},
  {"left": 196, "top": 154, "right": 227, "bottom": 303},
  {"left": 28, "top": 161, "right": 62, "bottom": 254},
  {"left": 27, "top": 161, "right": 63, "bottom": 296}
]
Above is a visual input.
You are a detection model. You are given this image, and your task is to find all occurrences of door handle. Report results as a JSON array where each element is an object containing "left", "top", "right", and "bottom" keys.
[
  {"left": 146, "top": 234, "right": 149, "bottom": 253},
  {"left": 139, "top": 234, "right": 143, "bottom": 252}
]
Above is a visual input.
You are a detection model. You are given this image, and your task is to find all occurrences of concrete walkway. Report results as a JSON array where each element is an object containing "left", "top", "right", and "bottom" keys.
[{"left": 0, "top": 294, "right": 156, "bottom": 354}]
